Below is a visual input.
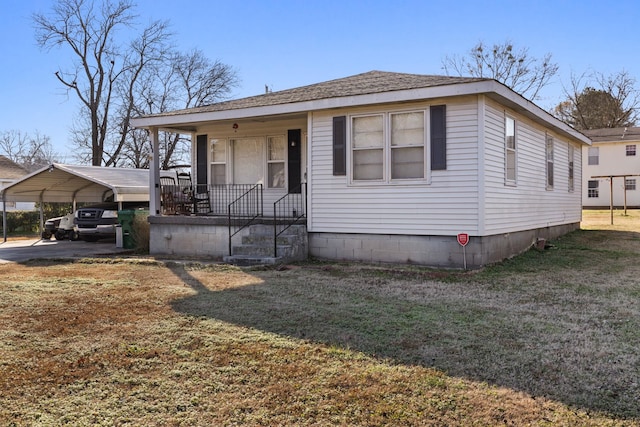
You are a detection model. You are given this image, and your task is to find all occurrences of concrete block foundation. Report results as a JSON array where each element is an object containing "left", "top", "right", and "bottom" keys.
[{"left": 308, "top": 223, "right": 579, "bottom": 269}]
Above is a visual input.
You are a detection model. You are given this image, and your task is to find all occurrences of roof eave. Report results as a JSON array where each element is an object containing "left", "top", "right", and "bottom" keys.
[
  {"left": 131, "top": 80, "right": 499, "bottom": 129},
  {"left": 131, "top": 80, "right": 591, "bottom": 146}
]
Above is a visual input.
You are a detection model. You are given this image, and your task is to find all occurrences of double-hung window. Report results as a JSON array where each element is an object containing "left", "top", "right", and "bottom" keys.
[
  {"left": 391, "top": 112, "right": 425, "bottom": 179},
  {"left": 352, "top": 115, "right": 384, "bottom": 180},
  {"left": 627, "top": 145, "right": 637, "bottom": 156},
  {"left": 267, "top": 135, "right": 285, "bottom": 188},
  {"left": 505, "top": 116, "right": 516, "bottom": 184},
  {"left": 546, "top": 134, "right": 554, "bottom": 189},
  {"left": 568, "top": 145, "right": 575, "bottom": 192},
  {"left": 351, "top": 110, "right": 426, "bottom": 182},
  {"left": 588, "top": 147, "right": 599, "bottom": 165},
  {"left": 588, "top": 180, "right": 599, "bottom": 198},
  {"left": 626, "top": 178, "right": 636, "bottom": 191},
  {"left": 210, "top": 139, "right": 226, "bottom": 184}
]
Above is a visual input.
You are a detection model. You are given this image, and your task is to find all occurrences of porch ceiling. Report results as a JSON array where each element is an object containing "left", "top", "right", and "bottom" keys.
[{"left": 154, "top": 112, "right": 308, "bottom": 134}]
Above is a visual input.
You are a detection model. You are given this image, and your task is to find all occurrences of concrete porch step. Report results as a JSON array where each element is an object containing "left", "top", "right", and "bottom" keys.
[
  {"left": 231, "top": 244, "right": 295, "bottom": 257},
  {"left": 222, "top": 255, "right": 283, "bottom": 266}
]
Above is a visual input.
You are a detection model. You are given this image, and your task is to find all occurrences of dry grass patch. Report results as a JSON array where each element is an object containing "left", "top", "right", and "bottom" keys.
[{"left": 1, "top": 213, "right": 639, "bottom": 425}]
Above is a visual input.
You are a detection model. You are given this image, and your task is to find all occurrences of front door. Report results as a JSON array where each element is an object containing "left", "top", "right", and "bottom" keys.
[{"left": 287, "top": 129, "right": 301, "bottom": 193}]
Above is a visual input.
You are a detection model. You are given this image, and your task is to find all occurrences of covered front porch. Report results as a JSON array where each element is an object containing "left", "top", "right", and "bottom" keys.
[
  {"left": 145, "top": 117, "right": 308, "bottom": 262},
  {"left": 156, "top": 180, "right": 307, "bottom": 262}
]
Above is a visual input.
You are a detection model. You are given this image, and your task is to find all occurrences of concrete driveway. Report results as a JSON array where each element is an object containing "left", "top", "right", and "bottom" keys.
[{"left": 0, "top": 238, "right": 129, "bottom": 263}]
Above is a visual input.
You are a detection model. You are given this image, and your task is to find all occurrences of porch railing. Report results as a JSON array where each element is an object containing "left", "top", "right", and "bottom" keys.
[
  {"left": 227, "top": 184, "right": 264, "bottom": 255},
  {"left": 273, "top": 183, "right": 307, "bottom": 257},
  {"left": 160, "top": 183, "right": 263, "bottom": 216}
]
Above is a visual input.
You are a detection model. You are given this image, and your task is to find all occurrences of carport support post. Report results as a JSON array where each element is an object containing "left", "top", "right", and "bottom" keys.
[
  {"left": 2, "top": 194, "right": 6, "bottom": 242},
  {"left": 149, "top": 127, "right": 161, "bottom": 216},
  {"left": 610, "top": 178, "right": 614, "bottom": 225},
  {"left": 39, "top": 192, "right": 45, "bottom": 238}
]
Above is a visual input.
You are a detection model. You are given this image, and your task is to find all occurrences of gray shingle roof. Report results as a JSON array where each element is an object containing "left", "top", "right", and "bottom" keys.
[
  {"left": 582, "top": 127, "right": 640, "bottom": 143},
  {"left": 0, "top": 155, "right": 28, "bottom": 179},
  {"left": 142, "top": 70, "right": 489, "bottom": 118}
]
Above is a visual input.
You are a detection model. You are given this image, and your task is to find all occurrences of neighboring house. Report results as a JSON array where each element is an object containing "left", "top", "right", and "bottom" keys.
[
  {"left": 0, "top": 155, "right": 34, "bottom": 211},
  {"left": 581, "top": 127, "right": 640, "bottom": 208},
  {"left": 131, "top": 70, "right": 591, "bottom": 268}
]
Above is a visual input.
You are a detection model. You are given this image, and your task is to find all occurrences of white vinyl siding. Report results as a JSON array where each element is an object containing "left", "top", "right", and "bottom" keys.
[
  {"left": 309, "top": 98, "right": 480, "bottom": 236},
  {"left": 482, "top": 98, "right": 582, "bottom": 235}
]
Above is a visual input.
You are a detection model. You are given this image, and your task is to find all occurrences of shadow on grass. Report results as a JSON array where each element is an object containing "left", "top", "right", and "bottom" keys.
[{"left": 168, "top": 231, "right": 640, "bottom": 421}]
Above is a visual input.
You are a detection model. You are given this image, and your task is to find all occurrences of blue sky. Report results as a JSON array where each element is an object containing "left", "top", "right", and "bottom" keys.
[{"left": 1, "top": 0, "right": 639, "bottom": 160}]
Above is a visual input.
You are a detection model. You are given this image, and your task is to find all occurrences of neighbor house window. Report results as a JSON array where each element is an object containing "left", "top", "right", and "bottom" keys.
[
  {"left": 588, "top": 180, "right": 599, "bottom": 198},
  {"left": 267, "top": 135, "right": 285, "bottom": 188},
  {"left": 210, "top": 139, "right": 226, "bottom": 184},
  {"left": 588, "top": 147, "right": 599, "bottom": 165},
  {"left": 546, "top": 134, "right": 554, "bottom": 189},
  {"left": 351, "top": 110, "right": 426, "bottom": 182},
  {"left": 627, "top": 145, "right": 637, "bottom": 156},
  {"left": 568, "top": 145, "right": 575, "bottom": 192},
  {"left": 626, "top": 178, "right": 636, "bottom": 190},
  {"left": 505, "top": 115, "right": 516, "bottom": 184}
]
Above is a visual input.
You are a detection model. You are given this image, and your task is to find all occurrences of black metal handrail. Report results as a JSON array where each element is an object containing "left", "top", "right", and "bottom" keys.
[
  {"left": 273, "top": 183, "right": 307, "bottom": 257},
  {"left": 228, "top": 184, "right": 263, "bottom": 255},
  {"left": 160, "top": 184, "right": 262, "bottom": 216}
]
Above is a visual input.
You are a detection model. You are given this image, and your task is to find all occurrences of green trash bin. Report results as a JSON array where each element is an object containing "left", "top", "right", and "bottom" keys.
[{"left": 117, "top": 210, "right": 135, "bottom": 249}]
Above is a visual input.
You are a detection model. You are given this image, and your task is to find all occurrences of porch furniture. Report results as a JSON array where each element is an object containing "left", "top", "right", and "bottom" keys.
[
  {"left": 159, "top": 176, "right": 176, "bottom": 215},
  {"left": 174, "top": 172, "right": 193, "bottom": 214},
  {"left": 177, "top": 172, "right": 212, "bottom": 215}
]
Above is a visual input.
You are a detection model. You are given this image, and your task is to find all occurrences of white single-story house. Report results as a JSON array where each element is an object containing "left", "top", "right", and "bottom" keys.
[
  {"left": 131, "top": 71, "right": 591, "bottom": 268},
  {"left": 581, "top": 127, "right": 640, "bottom": 209},
  {"left": 0, "top": 155, "right": 35, "bottom": 212}
]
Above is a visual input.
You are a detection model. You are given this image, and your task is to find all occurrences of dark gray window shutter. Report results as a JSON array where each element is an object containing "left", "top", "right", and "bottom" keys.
[
  {"left": 196, "top": 134, "right": 208, "bottom": 189},
  {"left": 333, "top": 116, "right": 346, "bottom": 176},
  {"left": 430, "top": 105, "right": 446, "bottom": 170}
]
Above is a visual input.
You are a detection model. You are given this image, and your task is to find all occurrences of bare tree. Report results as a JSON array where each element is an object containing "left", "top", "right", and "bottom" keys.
[
  {"left": 554, "top": 71, "right": 639, "bottom": 130},
  {"left": 0, "top": 130, "right": 57, "bottom": 171},
  {"left": 121, "top": 49, "right": 239, "bottom": 169},
  {"left": 33, "top": 0, "right": 170, "bottom": 167},
  {"left": 442, "top": 40, "right": 559, "bottom": 101}
]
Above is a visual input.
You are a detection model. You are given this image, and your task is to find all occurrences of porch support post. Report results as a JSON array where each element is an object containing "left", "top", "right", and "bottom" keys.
[{"left": 149, "top": 127, "right": 161, "bottom": 216}]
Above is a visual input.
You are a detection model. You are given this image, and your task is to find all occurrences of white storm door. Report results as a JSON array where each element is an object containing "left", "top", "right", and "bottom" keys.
[{"left": 232, "top": 138, "right": 264, "bottom": 184}]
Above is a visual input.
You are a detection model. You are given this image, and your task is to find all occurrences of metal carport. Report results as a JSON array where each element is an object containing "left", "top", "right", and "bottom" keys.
[{"left": 1, "top": 163, "right": 152, "bottom": 241}]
